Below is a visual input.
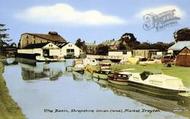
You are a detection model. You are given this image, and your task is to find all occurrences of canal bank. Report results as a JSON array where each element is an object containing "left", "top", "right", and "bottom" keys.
[{"left": 0, "top": 62, "right": 25, "bottom": 119}]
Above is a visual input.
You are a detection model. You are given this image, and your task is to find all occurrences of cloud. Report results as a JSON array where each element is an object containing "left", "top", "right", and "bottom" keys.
[
  {"left": 15, "top": 3, "right": 126, "bottom": 26},
  {"left": 136, "top": 5, "right": 185, "bottom": 18}
]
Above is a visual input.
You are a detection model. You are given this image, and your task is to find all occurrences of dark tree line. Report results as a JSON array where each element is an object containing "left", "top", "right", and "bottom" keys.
[
  {"left": 135, "top": 42, "right": 174, "bottom": 51},
  {"left": 75, "top": 28, "right": 190, "bottom": 55}
]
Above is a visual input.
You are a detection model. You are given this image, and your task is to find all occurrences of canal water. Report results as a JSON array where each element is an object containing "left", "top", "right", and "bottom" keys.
[{"left": 3, "top": 60, "right": 190, "bottom": 119}]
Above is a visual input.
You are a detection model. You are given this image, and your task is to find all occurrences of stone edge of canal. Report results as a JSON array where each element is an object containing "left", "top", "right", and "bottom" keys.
[{"left": 0, "top": 62, "right": 25, "bottom": 119}]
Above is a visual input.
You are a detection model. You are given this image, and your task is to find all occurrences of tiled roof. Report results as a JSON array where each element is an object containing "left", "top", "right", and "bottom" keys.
[
  {"left": 55, "top": 42, "right": 68, "bottom": 48},
  {"left": 168, "top": 41, "right": 190, "bottom": 51},
  {"left": 22, "top": 32, "right": 67, "bottom": 43}
]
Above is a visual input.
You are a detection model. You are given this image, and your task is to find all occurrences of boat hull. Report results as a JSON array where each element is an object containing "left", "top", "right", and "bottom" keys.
[
  {"left": 108, "top": 78, "right": 128, "bottom": 85},
  {"left": 127, "top": 80, "right": 187, "bottom": 100}
]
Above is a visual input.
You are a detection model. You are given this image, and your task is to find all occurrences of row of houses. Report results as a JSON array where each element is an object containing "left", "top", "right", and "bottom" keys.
[{"left": 17, "top": 32, "right": 82, "bottom": 61}]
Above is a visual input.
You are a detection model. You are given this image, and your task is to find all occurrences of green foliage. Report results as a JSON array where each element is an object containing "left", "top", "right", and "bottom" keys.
[
  {"left": 96, "top": 44, "right": 109, "bottom": 55},
  {"left": 75, "top": 38, "right": 87, "bottom": 51},
  {"left": 135, "top": 42, "right": 174, "bottom": 51},
  {"left": 119, "top": 33, "right": 140, "bottom": 50},
  {"left": 174, "top": 28, "right": 190, "bottom": 42},
  {"left": 0, "top": 24, "right": 9, "bottom": 41}
]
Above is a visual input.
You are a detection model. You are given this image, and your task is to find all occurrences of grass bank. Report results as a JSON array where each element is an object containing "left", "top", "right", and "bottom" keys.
[
  {"left": 0, "top": 62, "right": 25, "bottom": 119},
  {"left": 111, "top": 63, "right": 190, "bottom": 87}
]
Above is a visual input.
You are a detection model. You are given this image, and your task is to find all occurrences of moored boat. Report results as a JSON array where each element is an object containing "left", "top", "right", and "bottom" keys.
[
  {"left": 93, "top": 69, "right": 112, "bottom": 80},
  {"left": 99, "top": 60, "right": 112, "bottom": 70},
  {"left": 127, "top": 71, "right": 190, "bottom": 98},
  {"left": 108, "top": 71, "right": 132, "bottom": 85}
]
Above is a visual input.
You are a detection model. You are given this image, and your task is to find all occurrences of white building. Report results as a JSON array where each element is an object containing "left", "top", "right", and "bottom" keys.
[
  {"left": 17, "top": 42, "right": 63, "bottom": 61},
  {"left": 17, "top": 42, "right": 83, "bottom": 61},
  {"left": 57, "top": 42, "right": 83, "bottom": 58}
]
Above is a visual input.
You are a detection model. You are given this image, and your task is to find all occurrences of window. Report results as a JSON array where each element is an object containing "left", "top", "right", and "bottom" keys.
[
  {"left": 49, "top": 44, "right": 53, "bottom": 47},
  {"left": 66, "top": 49, "right": 74, "bottom": 53}
]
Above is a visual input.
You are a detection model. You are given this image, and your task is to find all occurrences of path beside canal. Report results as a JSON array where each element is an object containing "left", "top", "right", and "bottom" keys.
[{"left": 0, "top": 62, "right": 25, "bottom": 119}]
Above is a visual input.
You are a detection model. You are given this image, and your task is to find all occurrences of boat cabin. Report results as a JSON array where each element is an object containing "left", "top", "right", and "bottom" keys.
[{"left": 110, "top": 72, "right": 132, "bottom": 80}]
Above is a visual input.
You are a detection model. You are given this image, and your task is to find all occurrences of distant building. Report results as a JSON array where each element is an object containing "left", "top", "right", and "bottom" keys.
[
  {"left": 19, "top": 31, "right": 66, "bottom": 49},
  {"left": 108, "top": 51, "right": 123, "bottom": 56},
  {"left": 168, "top": 41, "right": 190, "bottom": 55},
  {"left": 176, "top": 47, "right": 190, "bottom": 67},
  {"left": 57, "top": 42, "right": 83, "bottom": 58},
  {"left": 17, "top": 42, "right": 83, "bottom": 61},
  {"left": 132, "top": 49, "right": 159, "bottom": 59}
]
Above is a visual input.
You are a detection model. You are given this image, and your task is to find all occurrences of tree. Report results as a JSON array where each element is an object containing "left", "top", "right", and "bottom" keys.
[
  {"left": 75, "top": 38, "right": 87, "bottom": 52},
  {"left": 174, "top": 28, "right": 190, "bottom": 42},
  {"left": 119, "top": 33, "right": 140, "bottom": 50},
  {"left": 0, "top": 24, "right": 11, "bottom": 47}
]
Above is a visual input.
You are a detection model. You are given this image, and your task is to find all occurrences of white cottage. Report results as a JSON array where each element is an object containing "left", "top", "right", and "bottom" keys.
[{"left": 57, "top": 42, "right": 82, "bottom": 58}]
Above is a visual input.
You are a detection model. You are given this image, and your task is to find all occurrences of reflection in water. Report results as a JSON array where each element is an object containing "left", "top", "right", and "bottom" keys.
[
  {"left": 94, "top": 78, "right": 190, "bottom": 118},
  {"left": 20, "top": 62, "right": 64, "bottom": 81},
  {"left": 72, "top": 71, "right": 84, "bottom": 81},
  {"left": 72, "top": 71, "right": 93, "bottom": 81}
]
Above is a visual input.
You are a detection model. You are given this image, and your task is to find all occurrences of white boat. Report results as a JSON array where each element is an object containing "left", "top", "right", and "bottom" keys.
[{"left": 128, "top": 71, "right": 189, "bottom": 98}]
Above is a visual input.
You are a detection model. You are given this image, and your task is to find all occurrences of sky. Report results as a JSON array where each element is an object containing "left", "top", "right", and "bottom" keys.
[{"left": 0, "top": 0, "right": 190, "bottom": 44}]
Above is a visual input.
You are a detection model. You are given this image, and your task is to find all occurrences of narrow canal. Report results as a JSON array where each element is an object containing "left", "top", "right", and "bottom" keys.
[{"left": 3, "top": 60, "right": 190, "bottom": 119}]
